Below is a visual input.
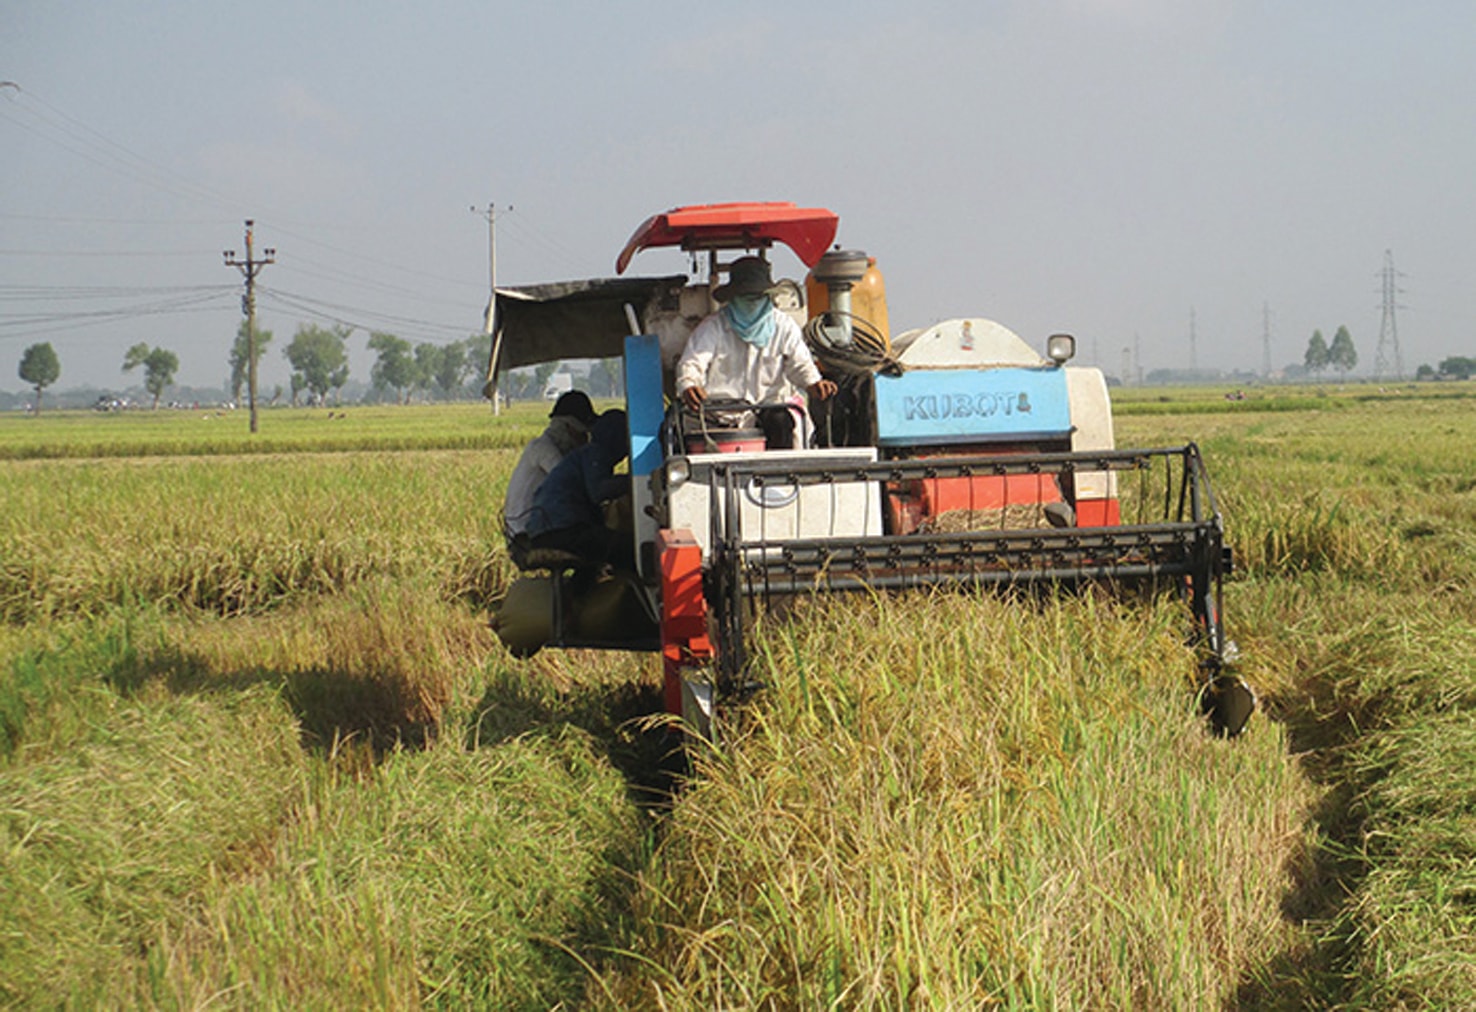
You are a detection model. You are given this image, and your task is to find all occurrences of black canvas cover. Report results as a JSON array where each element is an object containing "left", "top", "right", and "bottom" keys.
[{"left": 486, "top": 275, "right": 688, "bottom": 378}]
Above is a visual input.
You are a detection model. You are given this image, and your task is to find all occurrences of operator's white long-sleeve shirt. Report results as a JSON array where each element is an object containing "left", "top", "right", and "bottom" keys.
[{"left": 674, "top": 310, "right": 822, "bottom": 405}]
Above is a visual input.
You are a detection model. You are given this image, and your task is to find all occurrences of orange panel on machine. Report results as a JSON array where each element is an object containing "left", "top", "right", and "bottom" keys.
[
  {"left": 658, "top": 529, "right": 712, "bottom": 717},
  {"left": 919, "top": 474, "right": 1065, "bottom": 515},
  {"left": 1074, "top": 498, "right": 1121, "bottom": 527},
  {"left": 658, "top": 530, "right": 707, "bottom": 633}
]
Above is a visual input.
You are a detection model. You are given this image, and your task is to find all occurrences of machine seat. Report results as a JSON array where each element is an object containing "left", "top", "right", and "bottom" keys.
[{"left": 506, "top": 533, "right": 588, "bottom": 573}]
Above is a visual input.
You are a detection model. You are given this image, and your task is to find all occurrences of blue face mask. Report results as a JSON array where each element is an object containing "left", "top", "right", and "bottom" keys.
[{"left": 723, "top": 294, "right": 777, "bottom": 348}]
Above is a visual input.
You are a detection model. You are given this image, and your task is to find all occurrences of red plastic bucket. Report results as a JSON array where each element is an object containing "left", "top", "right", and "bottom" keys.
[{"left": 685, "top": 427, "right": 766, "bottom": 454}]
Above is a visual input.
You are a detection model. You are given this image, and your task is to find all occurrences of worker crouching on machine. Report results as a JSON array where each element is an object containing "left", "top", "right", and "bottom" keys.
[
  {"left": 522, "top": 409, "right": 633, "bottom": 577},
  {"left": 675, "top": 256, "right": 836, "bottom": 451}
]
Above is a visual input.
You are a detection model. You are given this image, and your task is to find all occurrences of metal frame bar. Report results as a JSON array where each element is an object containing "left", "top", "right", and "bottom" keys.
[{"left": 705, "top": 444, "right": 1227, "bottom": 690}]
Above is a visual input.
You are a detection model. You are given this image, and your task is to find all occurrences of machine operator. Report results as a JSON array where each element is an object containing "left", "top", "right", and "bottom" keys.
[{"left": 675, "top": 256, "right": 837, "bottom": 449}]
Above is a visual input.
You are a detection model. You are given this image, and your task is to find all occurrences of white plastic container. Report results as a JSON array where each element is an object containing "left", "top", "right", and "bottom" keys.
[{"left": 665, "top": 447, "right": 882, "bottom": 562}]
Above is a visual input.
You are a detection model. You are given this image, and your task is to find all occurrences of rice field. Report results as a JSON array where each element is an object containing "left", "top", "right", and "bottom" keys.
[{"left": 3, "top": 387, "right": 1476, "bottom": 1008}]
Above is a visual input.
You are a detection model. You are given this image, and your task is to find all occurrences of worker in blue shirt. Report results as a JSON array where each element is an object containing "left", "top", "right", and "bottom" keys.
[{"left": 525, "top": 409, "right": 630, "bottom": 569}]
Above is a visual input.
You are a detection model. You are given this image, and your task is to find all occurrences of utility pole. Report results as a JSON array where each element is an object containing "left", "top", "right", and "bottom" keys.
[
  {"left": 224, "top": 220, "right": 275, "bottom": 433},
  {"left": 472, "top": 202, "right": 509, "bottom": 414},
  {"left": 1188, "top": 307, "right": 1198, "bottom": 375},
  {"left": 1374, "top": 249, "right": 1406, "bottom": 381},
  {"left": 1262, "top": 302, "right": 1273, "bottom": 379}
]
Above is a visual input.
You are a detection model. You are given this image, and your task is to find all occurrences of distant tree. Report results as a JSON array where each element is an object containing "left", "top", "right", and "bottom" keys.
[
  {"left": 432, "top": 340, "right": 469, "bottom": 398},
  {"left": 591, "top": 357, "right": 623, "bottom": 398},
  {"left": 330, "top": 362, "right": 349, "bottom": 402},
  {"left": 1415, "top": 363, "right": 1436, "bottom": 381},
  {"left": 228, "top": 320, "right": 273, "bottom": 405},
  {"left": 533, "top": 361, "right": 558, "bottom": 398},
  {"left": 1304, "top": 329, "right": 1330, "bottom": 377},
  {"left": 122, "top": 342, "right": 179, "bottom": 409},
  {"left": 367, "top": 331, "right": 415, "bottom": 404},
  {"left": 501, "top": 366, "right": 534, "bottom": 400},
  {"left": 412, "top": 342, "right": 441, "bottom": 399},
  {"left": 464, "top": 333, "right": 492, "bottom": 389},
  {"left": 284, "top": 324, "right": 351, "bottom": 404},
  {"left": 18, "top": 342, "right": 60, "bottom": 414},
  {"left": 1328, "top": 325, "right": 1358, "bottom": 378},
  {"left": 1439, "top": 356, "right": 1476, "bottom": 380}
]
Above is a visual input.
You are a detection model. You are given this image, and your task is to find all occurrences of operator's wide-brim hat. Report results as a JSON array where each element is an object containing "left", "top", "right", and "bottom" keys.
[{"left": 713, "top": 255, "right": 782, "bottom": 302}]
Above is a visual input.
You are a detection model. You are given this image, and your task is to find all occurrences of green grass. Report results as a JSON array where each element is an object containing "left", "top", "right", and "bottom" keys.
[
  {"left": 1, "top": 681, "right": 305, "bottom": 1004},
  {"left": 595, "top": 592, "right": 1313, "bottom": 1008},
  {"left": 1109, "top": 380, "right": 1474, "bottom": 414},
  {"left": 0, "top": 400, "right": 558, "bottom": 459},
  {"left": 0, "top": 601, "right": 656, "bottom": 1008},
  {"left": 1116, "top": 391, "right": 1476, "bottom": 1008},
  {"left": 3, "top": 391, "right": 1476, "bottom": 1006},
  {"left": 0, "top": 450, "right": 523, "bottom": 622}
]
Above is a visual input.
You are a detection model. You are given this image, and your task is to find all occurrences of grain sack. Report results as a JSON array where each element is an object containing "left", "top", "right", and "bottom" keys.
[{"left": 490, "top": 575, "right": 556, "bottom": 658}]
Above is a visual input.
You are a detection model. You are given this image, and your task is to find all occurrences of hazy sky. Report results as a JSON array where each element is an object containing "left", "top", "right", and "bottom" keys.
[{"left": 4, "top": 1, "right": 1474, "bottom": 392}]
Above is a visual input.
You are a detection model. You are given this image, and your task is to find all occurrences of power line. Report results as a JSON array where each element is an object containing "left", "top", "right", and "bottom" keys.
[
  {"left": 0, "top": 83, "right": 240, "bottom": 213},
  {"left": 0, "top": 210, "right": 236, "bottom": 226},
  {"left": 2, "top": 80, "right": 469, "bottom": 299},
  {"left": 0, "top": 248, "right": 218, "bottom": 258},
  {"left": 0, "top": 288, "right": 235, "bottom": 326},
  {"left": 261, "top": 220, "right": 483, "bottom": 291},
  {"left": 0, "top": 283, "right": 231, "bottom": 301},
  {"left": 2, "top": 81, "right": 571, "bottom": 329},
  {"left": 274, "top": 251, "right": 473, "bottom": 302},
  {"left": 0, "top": 291, "right": 234, "bottom": 325},
  {"left": 0, "top": 290, "right": 235, "bottom": 341},
  {"left": 2, "top": 81, "right": 546, "bottom": 388},
  {"left": 2, "top": 83, "right": 544, "bottom": 345},
  {"left": 260, "top": 287, "right": 472, "bottom": 339},
  {"left": 497, "top": 211, "right": 592, "bottom": 277}
]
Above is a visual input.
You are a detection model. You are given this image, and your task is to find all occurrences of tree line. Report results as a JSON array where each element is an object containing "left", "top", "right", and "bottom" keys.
[
  {"left": 33, "top": 321, "right": 1476, "bottom": 413},
  {"left": 229, "top": 324, "right": 497, "bottom": 407},
  {"left": 16, "top": 326, "right": 497, "bottom": 413},
  {"left": 1300, "top": 325, "right": 1476, "bottom": 381}
]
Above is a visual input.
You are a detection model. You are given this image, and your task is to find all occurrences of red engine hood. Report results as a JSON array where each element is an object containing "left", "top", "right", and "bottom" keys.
[{"left": 615, "top": 201, "right": 839, "bottom": 274}]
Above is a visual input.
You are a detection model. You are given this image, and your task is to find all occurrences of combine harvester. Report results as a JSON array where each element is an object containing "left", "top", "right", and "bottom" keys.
[{"left": 487, "top": 202, "right": 1255, "bottom": 737}]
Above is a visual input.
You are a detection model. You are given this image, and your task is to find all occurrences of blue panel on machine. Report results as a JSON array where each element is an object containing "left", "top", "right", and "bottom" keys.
[
  {"left": 873, "top": 368, "right": 1073, "bottom": 445},
  {"left": 624, "top": 333, "right": 664, "bottom": 476}
]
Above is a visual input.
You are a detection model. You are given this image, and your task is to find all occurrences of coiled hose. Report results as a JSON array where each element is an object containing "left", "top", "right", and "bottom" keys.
[
  {"left": 801, "top": 310, "right": 902, "bottom": 448},
  {"left": 802, "top": 310, "right": 903, "bottom": 378}
]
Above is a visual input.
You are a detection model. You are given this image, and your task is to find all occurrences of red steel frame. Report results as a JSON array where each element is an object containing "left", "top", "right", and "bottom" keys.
[{"left": 658, "top": 529, "right": 712, "bottom": 715}]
